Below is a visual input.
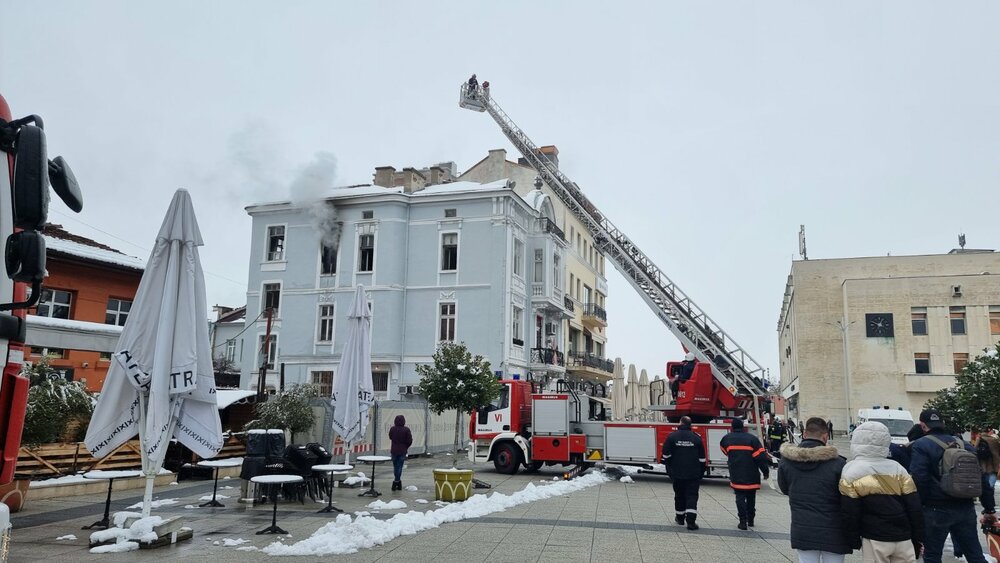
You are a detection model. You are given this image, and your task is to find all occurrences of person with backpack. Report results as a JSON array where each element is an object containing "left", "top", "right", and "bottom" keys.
[
  {"left": 909, "top": 409, "right": 989, "bottom": 563},
  {"left": 720, "top": 417, "right": 770, "bottom": 530},
  {"left": 839, "top": 421, "right": 923, "bottom": 562}
]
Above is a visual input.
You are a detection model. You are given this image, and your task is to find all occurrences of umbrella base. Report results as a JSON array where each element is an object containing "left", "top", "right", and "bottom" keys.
[
  {"left": 358, "top": 488, "right": 381, "bottom": 498},
  {"left": 256, "top": 525, "right": 288, "bottom": 535},
  {"left": 317, "top": 504, "right": 343, "bottom": 514},
  {"left": 199, "top": 499, "right": 224, "bottom": 508},
  {"left": 82, "top": 518, "right": 109, "bottom": 530}
]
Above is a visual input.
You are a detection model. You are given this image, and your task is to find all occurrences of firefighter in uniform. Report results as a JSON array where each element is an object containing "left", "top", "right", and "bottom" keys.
[
  {"left": 720, "top": 417, "right": 770, "bottom": 530},
  {"left": 767, "top": 418, "right": 787, "bottom": 461},
  {"left": 662, "top": 415, "right": 707, "bottom": 530}
]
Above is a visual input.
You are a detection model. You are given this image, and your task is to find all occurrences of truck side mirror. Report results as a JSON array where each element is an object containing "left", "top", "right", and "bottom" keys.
[
  {"left": 49, "top": 156, "right": 83, "bottom": 212},
  {"left": 12, "top": 125, "right": 50, "bottom": 230},
  {"left": 5, "top": 230, "right": 46, "bottom": 283}
]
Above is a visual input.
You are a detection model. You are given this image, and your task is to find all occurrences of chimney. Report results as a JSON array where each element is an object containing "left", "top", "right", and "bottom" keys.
[
  {"left": 401, "top": 167, "right": 427, "bottom": 193},
  {"left": 213, "top": 305, "right": 234, "bottom": 321},
  {"left": 488, "top": 148, "right": 507, "bottom": 163},
  {"left": 373, "top": 166, "right": 396, "bottom": 188},
  {"left": 427, "top": 166, "right": 443, "bottom": 185}
]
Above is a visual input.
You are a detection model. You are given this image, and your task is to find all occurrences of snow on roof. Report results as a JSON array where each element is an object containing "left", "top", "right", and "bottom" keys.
[
  {"left": 248, "top": 179, "right": 516, "bottom": 210},
  {"left": 216, "top": 389, "right": 255, "bottom": 410},
  {"left": 411, "top": 179, "right": 510, "bottom": 196},
  {"left": 44, "top": 234, "right": 145, "bottom": 271},
  {"left": 26, "top": 314, "right": 125, "bottom": 336}
]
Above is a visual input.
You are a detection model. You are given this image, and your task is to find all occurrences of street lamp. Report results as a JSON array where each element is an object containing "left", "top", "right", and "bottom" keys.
[{"left": 827, "top": 319, "right": 856, "bottom": 431}]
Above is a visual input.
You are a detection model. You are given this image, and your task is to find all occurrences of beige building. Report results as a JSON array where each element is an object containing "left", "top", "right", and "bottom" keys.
[
  {"left": 777, "top": 249, "right": 1000, "bottom": 431},
  {"left": 460, "top": 147, "right": 612, "bottom": 384}
]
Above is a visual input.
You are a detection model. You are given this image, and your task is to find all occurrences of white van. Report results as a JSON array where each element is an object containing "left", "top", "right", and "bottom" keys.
[{"left": 855, "top": 407, "right": 915, "bottom": 445}]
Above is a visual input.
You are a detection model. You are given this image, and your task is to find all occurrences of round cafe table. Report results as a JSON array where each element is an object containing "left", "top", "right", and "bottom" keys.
[
  {"left": 197, "top": 458, "right": 243, "bottom": 507},
  {"left": 311, "top": 464, "right": 353, "bottom": 513},
  {"left": 81, "top": 470, "right": 142, "bottom": 530},
  {"left": 250, "top": 474, "right": 304, "bottom": 535},
  {"left": 355, "top": 455, "right": 392, "bottom": 498}
]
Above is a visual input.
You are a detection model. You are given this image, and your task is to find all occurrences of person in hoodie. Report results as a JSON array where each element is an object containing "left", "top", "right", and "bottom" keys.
[
  {"left": 839, "top": 421, "right": 923, "bottom": 562},
  {"left": 720, "top": 417, "right": 770, "bottom": 530},
  {"left": 388, "top": 415, "right": 413, "bottom": 491},
  {"left": 778, "top": 416, "right": 852, "bottom": 563}
]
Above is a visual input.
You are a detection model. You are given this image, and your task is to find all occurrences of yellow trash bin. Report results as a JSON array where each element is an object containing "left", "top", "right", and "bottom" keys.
[{"left": 433, "top": 468, "right": 474, "bottom": 502}]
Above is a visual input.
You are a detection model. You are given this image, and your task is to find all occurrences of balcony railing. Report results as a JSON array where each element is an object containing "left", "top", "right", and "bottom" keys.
[
  {"left": 538, "top": 217, "right": 565, "bottom": 241},
  {"left": 583, "top": 303, "right": 607, "bottom": 322},
  {"left": 530, "top": 347, "right": 564, "bottom": 367},
  {"left": 564, "top": 295, "right": 575, "bottom": 312},
  {"left": 568, "top": 352, "right": 613, "bottom": 374}
]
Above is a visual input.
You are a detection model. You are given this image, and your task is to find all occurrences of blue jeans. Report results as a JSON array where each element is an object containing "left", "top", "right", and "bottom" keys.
[
  {"left": 921, "top": 504, "right": 987, "bottom": 563},
  {"left": 392, "top": 454, "right": 405, "bottom": 481}
]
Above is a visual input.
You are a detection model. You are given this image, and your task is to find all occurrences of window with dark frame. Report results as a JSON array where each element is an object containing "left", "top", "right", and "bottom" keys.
[
  {"left": 312, "top": 371, "right": 334, "bottom": 396},
  {"left": 950, "top": 306, "right": 966, "bottom": 335},
  {"left": 320, "top": 244, "right": 337, "bottom": 275},
  {"left": 512, "top": 305, "right": 523, "bottom": 346},
  {"left": 362, "top": 210, "right": 374, "bottom": 219},
  {"left": 37, "top": 289, "right": 72, "bottom": 319},
  {"left": 105, "top": 298, "right": 132, "bottom": 326},
  {"left": 262, "top": 283, "right": 281, "bottom": 315},
  {"left": 317, "top": 304, "right": 334, "bottom": 342},
  {"left": 372, "top": 370, "right": 389, "bottom": 393},
  {"left": 534, "top": 249, "right": 544, "bottom": 283},
  {"left": 225, "top": 340, "right": 237, "bottom": 362},
  {"left": 444, "top": 208, "right": 456, "bottom": 218},
  {"left": 258, "top": 334, "right": 278, "bottom": 370},
  {"left": 266, "top": 226, "right": 285, "bottom": 261},
  {"left": 441, "top": 233, "right": 458, "bottom": 271},
  {"left": 513, "top": 239, "right": 524, "bottom": 277},
  {"left": 914, "top": 352, "right": 930, "bottom": 374},
  {"left": 911, "top": 307, "right": 927, "bottom": 336},
  {"left": 439, "top": 302, "right": 456, "bottom": 342},
  {"left": 358, "top": 234, "right": 374, "bottom": 272},
  {"left": 991, "top": 306, "right": 1000, "bottom": 336},
  {"left": 954, "top": 353, "right": 969, "bottom": 374}
]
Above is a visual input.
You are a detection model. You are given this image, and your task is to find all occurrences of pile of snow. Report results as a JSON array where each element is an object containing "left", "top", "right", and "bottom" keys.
[
  {"left": 55, "top": 534, "right": 76, "bottom": 541},
  {"left": 366, "top": 499, "right": 406, "bottom": 510},
  {"left": 343, "top": 472, "right": 370, "bottom": 486},
  {"left": 169, "top": 482, "right": 179, "bottom": 486},
  {"left": 605, "top": 464, "right": 641, "bottom": 475},
  {"left": 237, "top": 546, "right": 258, "bottom": 552},
  {"left": 200, "top": 495, "right": 230, "bottom": 501},
  {"left": 126, "top": 498, "right": 179, "bottom": 509},
  {"left": 414, "top": 499, "right": 429, "bottom": 504},
  {"left": 184, "top": 505, "right": 197, "bottom": 509},
  {"left": 405, "top": 485, "right": 418, "bottom": 492},
  {"left": 222, "top": 538, "right": 249, "bottom": 547},
  {"left": 89, "top": 515, "right": 164, "bottom": 554},
  {"left": 261, "top": 470, "right": 608, "bottom": 556},
  {"left": 619, "top": 476, "right": 634, "bottom": 483}
]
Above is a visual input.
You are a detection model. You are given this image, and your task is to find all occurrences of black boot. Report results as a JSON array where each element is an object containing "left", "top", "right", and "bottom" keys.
[
  {"left": 686, "top": 513, "right": 699, "bottom": 531},
  {"left": 675, "top": 514, "right": 685, "bottom": 526},
  {"left": 391, "top": 480, "right": 401, "bottom": 491},
  {"left": 738, "top": 518, "right": 748, "bottom": 531},
  {"left": 747, "top": 517, "right": 754, "bottom": 527}
]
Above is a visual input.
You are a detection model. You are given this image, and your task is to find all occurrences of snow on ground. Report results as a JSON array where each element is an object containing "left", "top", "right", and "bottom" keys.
[
  {"left": 605, "top": 464, "right": 642, "bottom": 475},
  {"left": 55, "top": 534, "right": 77, "bottom": 541},
  {"left": 185, "top": 505, "right": 197, "bottom": 509},
  {"left": 89, "top": 516, "right": 163, "bottom": 553},
  {"left": 126, "top": 498, "right": 179, "bottom": 509},
  {"left": 619, "top": 476, "right": 634, "bottom": 483},
  {"left": 343, "top": 472, "right": 370, "bottom": 486},
  {"left": 405, "top": 485, "right": 418, "bottom": 492},
  {"left": 199, "top": 495, "right": 230, "bottom": 501},
  {"left": 261, "top": 470, "right": 609, "bottom": 556},
  {"left": 221, "top": 486, "right": 237, "bottom": 490},
  {"left": 414, "top": 499, "right": 429, "bottom": 504},
  {"left": 366, "top": 500, "right": 406, "bottom": 510},
  {"left": 222, "top": 538, "right": 249, "bottom": 547}
]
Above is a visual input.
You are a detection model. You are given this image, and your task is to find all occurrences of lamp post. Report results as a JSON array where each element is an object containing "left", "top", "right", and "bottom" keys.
[{"left": 829, "top": 319, "right": 856, "bottom": 430}]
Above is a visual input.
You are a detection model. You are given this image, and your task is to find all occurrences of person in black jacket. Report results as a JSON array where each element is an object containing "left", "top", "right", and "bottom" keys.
[
  {"left": 768, "top": 418, "right": 788, "bottom": 460},
  {"left": 720, "top": 417, "right": 770, "bottom": 530},
  {"left": 839, "top": 421, "right": 923, "bottom": 561},
  {"left": 662, "top": 416, "right": 706, "bottom": 530},
  {"left": 888, "top": 423, "right": 925, "bottom": 470},
  {"left": 778, "top": 416, "right": 852, "bottom": 562}
]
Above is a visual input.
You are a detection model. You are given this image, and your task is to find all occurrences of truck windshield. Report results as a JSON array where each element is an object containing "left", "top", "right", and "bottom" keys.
[
  {"left": 869, "top": 418, "right": 913, "bottom": 436},
  {"left": 488, "top": 385, "right": 509, "bottom": 410}
]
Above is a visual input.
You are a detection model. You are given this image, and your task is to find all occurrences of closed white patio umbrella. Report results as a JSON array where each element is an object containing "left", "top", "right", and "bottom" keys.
[
  {"left": 638, "top": 369, "right": 651, "bottom": 419},
  {"left": 331, "top": 285, "right": 375, "bottom": 464},
  {"left": 609, "top": 358, "right": 626, "bottom": 421},
  {"left": 626, "top": 364, "right": 641, "bottom": 419}
]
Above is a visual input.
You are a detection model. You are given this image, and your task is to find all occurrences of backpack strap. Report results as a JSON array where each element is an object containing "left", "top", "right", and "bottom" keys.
[{"left": 926, "top": 435, "right": 955, "bottom": 450}]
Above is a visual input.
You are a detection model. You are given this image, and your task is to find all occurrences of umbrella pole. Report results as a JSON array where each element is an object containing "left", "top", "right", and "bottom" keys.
[
  {"left": 345, "top": 442, "right": 351, "bottom": 466},
  {"left": 137, "top": 392, "right": 153, "bottom": 519}
]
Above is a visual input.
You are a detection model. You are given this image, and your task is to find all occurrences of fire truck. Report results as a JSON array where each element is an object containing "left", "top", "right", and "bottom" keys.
[
  {"left": 460, "top": 81, "right": 770, "bottom": 476},
  {"left": 0, "top": 93, "right": 84, "bottom": 489}
]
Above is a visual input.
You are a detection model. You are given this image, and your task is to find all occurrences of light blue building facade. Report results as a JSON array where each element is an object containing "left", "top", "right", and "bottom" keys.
[{"left": 240, "top": 180, "right": 569, "bottom": 399}]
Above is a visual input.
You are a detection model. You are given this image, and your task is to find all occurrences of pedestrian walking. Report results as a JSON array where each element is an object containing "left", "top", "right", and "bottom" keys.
[
  {"left": 839, "top": 421, "right": 923, "bottom": 562},
  {"left": 977, "top": 432, "right": 1000, "bottom": 490},
  {"left": 909, "top": 409, "right": 991, "bottom": 563},
  {"left": 778, "top": 416, "right": 852, "bottom": 563},
  {"left": 768, "top": 418, "right": 788, "bottom": 460},
  {"left": 827, "top": 419, "right": 834, "bottom": 437},
  {"left": 388, "top": 415, "right": 412, "bottom": 491},
  {"left": 662, "top": 415, "right": 706, "bottom": 530},
  {"left": 888, "top": 424, "right": 925, "bottom": 470},
  {"left": 720, "top": 417, "right": 770, "bottom": 530},
  {"left": 786, "top": 418, "right": 798, "bottom": 444}
]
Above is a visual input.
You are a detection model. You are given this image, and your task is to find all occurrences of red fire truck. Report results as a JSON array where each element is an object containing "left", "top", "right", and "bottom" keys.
[{"left": 0, "top": 93, "right": 84, "bottom": 488}]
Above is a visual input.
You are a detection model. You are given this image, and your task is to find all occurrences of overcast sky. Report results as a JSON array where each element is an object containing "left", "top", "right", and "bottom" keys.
[{"left": 3, "top": 2, "right": 999, "bottom": 383}]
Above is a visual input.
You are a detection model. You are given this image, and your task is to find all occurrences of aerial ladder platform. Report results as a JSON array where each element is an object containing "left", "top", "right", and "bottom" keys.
[{"left": 459, "top": 82, "right": 768, "bottom": 411}]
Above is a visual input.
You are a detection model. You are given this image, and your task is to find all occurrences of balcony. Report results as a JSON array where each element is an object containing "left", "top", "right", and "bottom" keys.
[
  {"left": 532, "top": 282, "right": 566, "bottom": 313},
  {"left": 904, "top": 374, "right": 956, "bottom": 393},
  {"left": 566, "top": 352, "right": 614, "bottom": 381},
  {"left": 538, "top": 217, "right": 565, "bottom": 241},
  {"left": 530, "top": 347, "right": 564, "bottom": 367},
  {"left": 582, "top": 303, "right": 607, "bottom": 329},
  {"left": 564, "top": 295, "right": 575, "bottom": 312}
]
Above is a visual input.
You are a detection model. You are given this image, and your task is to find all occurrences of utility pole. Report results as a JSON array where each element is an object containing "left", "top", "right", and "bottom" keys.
[
  {"left": 834, "top": 319, "right": 855, "bottom": 430},
  {"left": 256, "top": 307, "right": 274, "bottom": 400}
]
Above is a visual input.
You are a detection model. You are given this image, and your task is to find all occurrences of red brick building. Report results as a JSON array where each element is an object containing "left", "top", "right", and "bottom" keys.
[{"left": 26, "top": 225, "right": 144, "bottom": 391}]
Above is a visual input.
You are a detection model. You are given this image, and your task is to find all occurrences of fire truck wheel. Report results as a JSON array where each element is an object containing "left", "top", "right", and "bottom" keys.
[
  {"left": 523, "top": 461, "right": 544, "bottom": 472},
  {"left": 493, "top": 442, "right": 522, "bottom": 474}
]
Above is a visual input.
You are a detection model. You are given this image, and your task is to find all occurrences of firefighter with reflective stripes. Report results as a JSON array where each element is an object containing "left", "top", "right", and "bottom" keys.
[
  {"left": 662, "top": 416, "right": 707, "bottom": 530},
  {"left": 720, "top": 417, "right": 771, "bottom": 530}
]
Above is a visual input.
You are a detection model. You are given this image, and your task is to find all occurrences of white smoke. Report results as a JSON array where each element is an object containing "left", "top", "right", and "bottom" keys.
[{"left": 289, "top": 152, "right": 342, "bottom": 248}]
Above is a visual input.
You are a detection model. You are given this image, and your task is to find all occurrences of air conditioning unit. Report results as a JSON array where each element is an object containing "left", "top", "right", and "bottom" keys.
[
  {"left": 545, "top": 322, "right": 556, "bottom": 336},
  {"left": 397, "top": 385, "right": 415, "bottom": 395},
  {"left": 952, "top": 285, "right": 962, "bottom": 297}
]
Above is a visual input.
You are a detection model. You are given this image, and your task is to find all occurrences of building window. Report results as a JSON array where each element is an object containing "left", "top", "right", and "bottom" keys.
[
  {"left": 444, "top": 208, "right": 456, "bottom": 218},
  {"left": 225, "top": 340, "right": 236, "bottom": 362},
  {"left": 439, "top": 302, "right": 456, "bottom": 342},
  {"left": 441, "top": 233, "right": 458, "bottom": 271},
  {"left": 99, "top": 351, "right": 112, "bottom": 361},
  {"left": 950, "top": 306, "right": 966, "bottom": 335},
  {"left": 105, "top": 298, "right": 132, "bottom": 326},
  {"left": 37, "top": 289, "right": 72, "bottom": 319},
  {"left": 266, "top": 226, "right": 285, "bottom": 261},
  {"left": 317, "top": 304, "right": 335, "bottom": 342},
  {"left": 358, "top": 234, "right": 375, "bottom": 272},
  {"left": 534, "top": 249, "right": 544, "bottom": 283},
  {"left": 372, "top": 369, "right": 389, "bottom": 394},
  {"left": 914, "top": 353, "right": 930, "bottom": 374},
  {"left": 262, "top": 283, "right": 281, "bottom": 316},
  {"left": 954, "top": 353, "right": 969, "bottom": 374},
  {"left": 911, "top": 307, "right": 927, "bottom": 336},
  {"left": 362, "top": 210, "right": 374, "bottom": 219},
  {"left": 258, "top": 334, "right": 278, "bottom": 370},
  {"left": 320, "top": 244, "right": 337, "bottom": 275},
  {"left": 512, "top": 306, "right": 523, "bottom": 346},
  {"left": 991, "top": 306, "right": 1000, "bottom": 335},
  {"left": 512, "top": 239, "right": 524, "bottom": 277},
  {"left": 584, "top": 285, "right": 592, "bottom": 306},
  {"left": 312, "top": 370, "right": 334, "bottom": 396},
  {"left": 35, "top": 347, "right": 67, "bottom": 359},
  {"left": 552, "top": 254, "right": 561, "bottom": 289}
]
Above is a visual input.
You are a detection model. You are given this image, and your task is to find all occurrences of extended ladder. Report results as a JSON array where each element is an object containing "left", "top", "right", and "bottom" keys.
[{"left": 459, "top": 83, "right": 767, "bottom": 398}]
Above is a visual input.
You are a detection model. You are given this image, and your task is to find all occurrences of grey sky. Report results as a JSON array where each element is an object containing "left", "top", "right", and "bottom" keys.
[{"left": 3, "top": 2, "right": 999, "bottom": 382}]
